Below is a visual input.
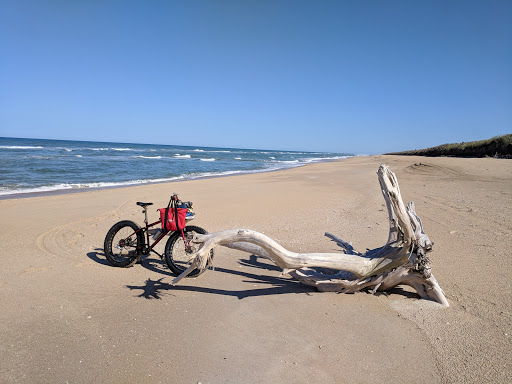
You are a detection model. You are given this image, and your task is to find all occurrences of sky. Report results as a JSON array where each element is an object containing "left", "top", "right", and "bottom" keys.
[{"left": 0, "top": 1, "right": 510, "bottom": 154}]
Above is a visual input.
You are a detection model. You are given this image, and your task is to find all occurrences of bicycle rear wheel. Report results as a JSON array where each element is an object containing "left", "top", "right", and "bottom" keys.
[
  {"left": 164, "top": 226, "right": 213, "bottom": 277},
  {"left": 104, "top": 220, "right": 143, "bottom": 267}
]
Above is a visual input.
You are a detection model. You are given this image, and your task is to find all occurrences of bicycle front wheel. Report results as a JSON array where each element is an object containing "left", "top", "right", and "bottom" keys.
[
  {"left": 104, "top": 220, "right": 143, "bottom": 267},
  {"left": 164, "top": 226, "right": 213, "bottom": 277}
]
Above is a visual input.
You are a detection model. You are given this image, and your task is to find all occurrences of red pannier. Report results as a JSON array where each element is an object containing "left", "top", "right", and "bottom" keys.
[{"left": 159, "top": 207, "right": 187, "bottom": 231}]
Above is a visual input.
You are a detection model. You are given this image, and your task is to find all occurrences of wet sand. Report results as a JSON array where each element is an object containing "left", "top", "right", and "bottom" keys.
[{"left": 1, "top": 155, "right": 510, "bottom": 383}]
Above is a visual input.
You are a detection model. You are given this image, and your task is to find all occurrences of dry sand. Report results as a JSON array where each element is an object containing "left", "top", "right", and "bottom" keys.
[{"left": 0, "top": 155, "right": 510, "bottom": 383}]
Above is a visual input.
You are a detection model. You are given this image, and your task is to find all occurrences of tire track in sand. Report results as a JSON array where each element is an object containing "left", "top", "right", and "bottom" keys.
[{"left": 35, "top": 200, "right": 132, "bottom": 266}]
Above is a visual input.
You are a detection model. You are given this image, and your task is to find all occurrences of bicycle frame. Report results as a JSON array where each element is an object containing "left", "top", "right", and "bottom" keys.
[
  {"left": 114, "top": 198, "right": 193, "bottom": 260},
  {"left": 135, "top": 205, "right": 189, "bottom": 258},
  {"left": 134, "top": 205, "right": 170, "bottom": 257},
  {"left": 140, "top": 220, "right": 169, "bottom": 256}
]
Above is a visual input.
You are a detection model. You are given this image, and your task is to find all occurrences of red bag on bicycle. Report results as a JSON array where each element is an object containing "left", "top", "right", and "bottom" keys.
[
  {"left": 159, "top": 208, "right": 187, "bottom": 231},
  {"left": 159, "top": 195, "right": 187, "bottom": 231}
]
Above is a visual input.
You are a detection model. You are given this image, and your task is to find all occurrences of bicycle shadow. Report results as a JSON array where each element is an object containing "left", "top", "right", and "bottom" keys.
[
  {"left": 86, "top": 248, "right": 168, "bottom": 269},
  {"left": 86, "top": 249, "right": 110, "bottom": 266},
  {"left": 138, "top": 257, "right": 173, "bottom": 276}
]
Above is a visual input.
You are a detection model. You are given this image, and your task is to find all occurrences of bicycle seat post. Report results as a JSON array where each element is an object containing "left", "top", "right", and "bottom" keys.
[
  {"left": 143, "top": 206, "right": 149, "bottom": 227},
  {"left": 136, "top": 202, "right": 153, "bottom": 228}
]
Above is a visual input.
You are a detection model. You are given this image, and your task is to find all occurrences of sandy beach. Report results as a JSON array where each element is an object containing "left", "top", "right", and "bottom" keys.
[{"left": 0, "top": 155, "right": 510, "bottom": 383}]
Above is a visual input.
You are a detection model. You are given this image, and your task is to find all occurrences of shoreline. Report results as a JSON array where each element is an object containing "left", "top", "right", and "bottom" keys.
[
  {"left": 0, "top": 136, "right": 355, "bottom": 200},
  {"left": 0, "top": 157, "right": 352, "bottom": 200}
]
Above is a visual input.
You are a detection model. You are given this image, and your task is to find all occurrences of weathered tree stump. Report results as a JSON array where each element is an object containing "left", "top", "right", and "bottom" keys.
[{"left": 172, "top": 165, "right": 448, "bottom": 306}]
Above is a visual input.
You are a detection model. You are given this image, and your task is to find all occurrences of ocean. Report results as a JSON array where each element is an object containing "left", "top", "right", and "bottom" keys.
[{"left": 0, "top": 137, "right": 355, "bottom": 198}]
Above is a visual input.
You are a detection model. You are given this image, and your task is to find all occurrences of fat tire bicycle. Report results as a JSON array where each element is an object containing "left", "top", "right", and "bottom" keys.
[{"left": 103, "top": 194, "right": 213, "bottom": 277}]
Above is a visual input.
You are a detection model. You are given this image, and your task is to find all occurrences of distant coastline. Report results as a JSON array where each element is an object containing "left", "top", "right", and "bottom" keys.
[{"left": 386, "top": 134, "right": 512, "bottom": 158}]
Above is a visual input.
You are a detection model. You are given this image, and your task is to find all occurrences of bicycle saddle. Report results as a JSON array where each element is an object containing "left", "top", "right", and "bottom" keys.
[{"left": 136, "top": 202, "right": 153, "bottom": 207}]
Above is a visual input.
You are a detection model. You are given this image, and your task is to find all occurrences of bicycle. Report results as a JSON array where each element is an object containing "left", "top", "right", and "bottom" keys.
[{"left": 103, "top": 194, "right": 213, "bottom": 277}]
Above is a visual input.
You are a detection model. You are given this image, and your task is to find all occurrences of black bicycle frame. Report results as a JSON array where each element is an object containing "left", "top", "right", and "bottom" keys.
[
  {"left": 123, "top": 203, "right": 189, "bottom": 257},
  {"left": 132, "top": 206, "right": 172, "bottom": 257}
]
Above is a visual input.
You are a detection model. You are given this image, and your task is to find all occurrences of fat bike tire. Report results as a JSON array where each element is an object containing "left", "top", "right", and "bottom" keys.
[
  {"left": 164, "top": 225, "right": 213, "bottom": 277},
  {"left": 103, "top": 220, "right": 143, "bottom": 267}
]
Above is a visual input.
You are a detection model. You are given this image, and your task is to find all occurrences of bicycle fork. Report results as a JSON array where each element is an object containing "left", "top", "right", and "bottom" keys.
[{"left": 181, "top": 231, "right": 193, "bottom": 253}]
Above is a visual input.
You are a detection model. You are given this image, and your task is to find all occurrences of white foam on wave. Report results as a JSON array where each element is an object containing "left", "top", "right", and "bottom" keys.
[
  {"left": 200, "top": 158, "right": 215, "bottom": 162},
  {"left": 0, "top": 145, "right": 44, "bottom": 149},
  {"left": 0, "top": 176, "right": 189, "bottom": 196},
  {"left": 269, "top": 156, "right": 276, "bottom": 159},
  {"left": 234, "top": 157, "right": 242, "bottom": 160},
  {"left": 277, "top": 160, "right": 299, "bottom": 164},
  {"left": 303, "top": 155, "right": 351, "bottom": 163},
  {"left": 193, "top": 149, "right": 204, "bottom": 152},
  {"left": 75, "top": 155, "right": 83, "bottom": 158},
  {"left": 174, "top": 154, "right": 191, "bottom": 158},
  {"left": 266, "top": 155, "right": 352, "bottom": 165},
  {"left": 89, "top": 147, "right": 134, "bottom": 151},
  {"left": 135, "top": 155, "right": 162, "bottom": 159},
  {"left": 188, "top": 169, "right": 245, "bottom": 178}
]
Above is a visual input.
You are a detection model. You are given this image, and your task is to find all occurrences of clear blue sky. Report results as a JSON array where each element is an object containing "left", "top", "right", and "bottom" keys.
[{"left": 0, "top": 1, "right": 510, "bottom": 154}]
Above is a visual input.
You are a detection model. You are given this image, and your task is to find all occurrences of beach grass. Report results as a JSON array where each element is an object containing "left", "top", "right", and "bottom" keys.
[{"left": 386, "top": 134, "right": 512, "bottom": 158}]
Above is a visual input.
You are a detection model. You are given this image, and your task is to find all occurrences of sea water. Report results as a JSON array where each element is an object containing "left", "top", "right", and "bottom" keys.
[{"left": 0, "top": 137, "right": 355, "bottom": 198}]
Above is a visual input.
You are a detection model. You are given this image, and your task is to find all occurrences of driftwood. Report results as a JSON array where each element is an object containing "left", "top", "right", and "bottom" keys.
[{"left": 172, "top": 165, "right": 448, "bottom": 306}]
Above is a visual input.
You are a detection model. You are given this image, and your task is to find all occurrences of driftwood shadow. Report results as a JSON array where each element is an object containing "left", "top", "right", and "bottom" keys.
[
  {"left": 127, "top": 254, "right": 315, "bottom": 299},
  {"left": 375, "top": 286, "right": 422, "bottom": 300},
  {"left": 126, "top": 273, "right": 313, "bottom": 300},
  {"left": 92, "top": 247, "right": 421, "bottom": 301}
]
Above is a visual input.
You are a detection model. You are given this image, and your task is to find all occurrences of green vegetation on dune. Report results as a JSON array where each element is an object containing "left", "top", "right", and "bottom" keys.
[{"left": 386, "top": 134, "right": 512, "bottom": 158}]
